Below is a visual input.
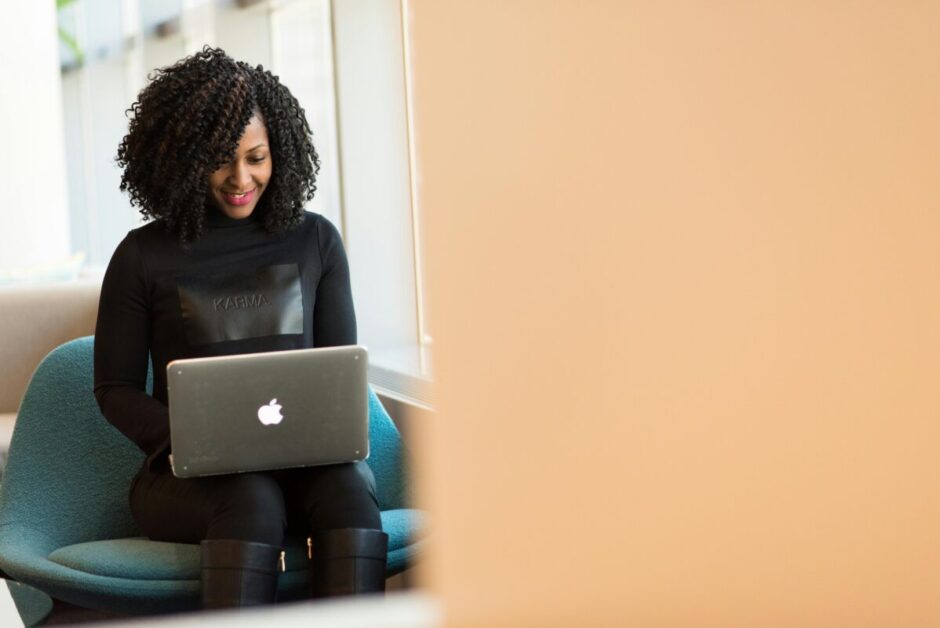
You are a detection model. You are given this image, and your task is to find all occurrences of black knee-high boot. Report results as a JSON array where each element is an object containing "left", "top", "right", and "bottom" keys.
[
  {"left": 307, "top": 528, "right": 389, "bottom": 598},
  {"left": 201, "top": 539, "right": 283, "bottom": 609}
]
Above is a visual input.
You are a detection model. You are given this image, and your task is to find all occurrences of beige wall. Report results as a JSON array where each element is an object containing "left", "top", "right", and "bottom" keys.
[{"left": 409, "top": 2, "right": 940, "bottom": 626}]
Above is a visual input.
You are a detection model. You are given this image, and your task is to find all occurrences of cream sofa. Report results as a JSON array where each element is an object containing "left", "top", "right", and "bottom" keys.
[{"left": 0, "top": 279, "right": 101, "bottom": 448}]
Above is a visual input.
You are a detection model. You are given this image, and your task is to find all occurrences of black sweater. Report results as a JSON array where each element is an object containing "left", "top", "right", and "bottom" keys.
[{"left": 93, "top": 209, "right": 356, "bottom": 467}]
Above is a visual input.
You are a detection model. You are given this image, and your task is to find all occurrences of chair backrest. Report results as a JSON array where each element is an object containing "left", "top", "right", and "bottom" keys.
[
  {"left": 366, "top": 387, "right": 407, "bottom": 511},
  {"left": 0, "top": 336, "right": 408, "bottom": 548},
  {"left": 0, "top": 336, "right": 143, "bottom": 549}
]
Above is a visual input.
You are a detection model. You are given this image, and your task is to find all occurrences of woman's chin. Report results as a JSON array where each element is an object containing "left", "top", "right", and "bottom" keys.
[
  {"left": 228, "top": 207, "right": 254, "bottom": 219},
  {"left": 216, "top": 203, "right": 256, "bottom": 220}
]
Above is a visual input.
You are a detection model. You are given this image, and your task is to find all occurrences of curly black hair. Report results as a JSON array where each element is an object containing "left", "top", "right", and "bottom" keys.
[{"left": 117, "top": 46, "right": 319, "bottom": 243}]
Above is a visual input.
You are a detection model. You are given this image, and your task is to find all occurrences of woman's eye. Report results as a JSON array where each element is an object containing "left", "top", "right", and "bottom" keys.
[{"left": 247, "top": 156, "right": 266, "bottom": 164}]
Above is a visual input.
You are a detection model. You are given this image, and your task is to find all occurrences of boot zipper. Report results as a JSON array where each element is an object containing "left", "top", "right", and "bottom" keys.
[
  {"left": 279, "top": 550, "right": 286, "bottom": 572},
  {"left": 307, "top": 537, "right": 313, "bottom": 559}
]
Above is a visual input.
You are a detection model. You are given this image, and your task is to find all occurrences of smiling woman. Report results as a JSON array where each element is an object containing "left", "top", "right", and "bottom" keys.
[
  {"left": 95, "top": 46, "right": 388, "bottom": 610},
  {"left": 54, "top": 0, "right": 428, "bottom": 405},
  {"left": 116, "top": 47, "right": 319, "bottom": 243}
]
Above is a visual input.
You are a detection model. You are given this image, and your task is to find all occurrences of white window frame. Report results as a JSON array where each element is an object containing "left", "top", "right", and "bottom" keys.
[{"left": 330, "top": 0, "right": 432, "bottom": 407}]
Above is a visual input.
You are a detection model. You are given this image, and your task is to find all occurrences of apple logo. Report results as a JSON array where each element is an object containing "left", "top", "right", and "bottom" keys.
[{"left": 257, "top": 398, "right": 284, "bottom": 426}]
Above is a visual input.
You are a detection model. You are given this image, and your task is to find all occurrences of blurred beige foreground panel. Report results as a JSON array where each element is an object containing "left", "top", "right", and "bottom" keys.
[{"left": 409, "top": 1, "right": 940, "bottom": 627}]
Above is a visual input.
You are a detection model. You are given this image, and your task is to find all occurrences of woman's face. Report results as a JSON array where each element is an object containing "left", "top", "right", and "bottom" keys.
[{"left": 207, "top": 114, "right": 273, "bottom": 220}]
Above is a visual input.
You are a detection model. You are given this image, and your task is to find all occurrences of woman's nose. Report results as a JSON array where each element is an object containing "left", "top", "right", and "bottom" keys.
[{"left": 230, "top": 162, "right": 252, "bottom": 188}]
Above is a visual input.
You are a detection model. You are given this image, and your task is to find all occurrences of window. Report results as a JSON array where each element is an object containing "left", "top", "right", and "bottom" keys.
[{"left": 330, "top": 0, "right": 432, "bottom": 406}]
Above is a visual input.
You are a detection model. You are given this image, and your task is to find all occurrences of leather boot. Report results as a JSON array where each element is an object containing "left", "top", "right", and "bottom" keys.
[
  {"left": 200, "top": 539, "right": 283, "bottom": 609},
  {"left": 307, "top": 528, "right": 389, "bottom": 598}
]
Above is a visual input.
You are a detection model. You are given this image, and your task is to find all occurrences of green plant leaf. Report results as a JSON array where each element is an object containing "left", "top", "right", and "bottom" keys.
[{"left": 58, "top": 25, "right": 84, "bottom": 64}]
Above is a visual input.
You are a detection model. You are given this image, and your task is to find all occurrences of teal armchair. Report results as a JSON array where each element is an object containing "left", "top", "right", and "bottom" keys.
[{"left": 0, "top": 336, "right": 424, "bottom": 615}]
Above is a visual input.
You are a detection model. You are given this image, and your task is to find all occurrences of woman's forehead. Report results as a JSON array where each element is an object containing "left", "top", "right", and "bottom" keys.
[{"left": 236, "top": 115, "right": 269, "bottom": 147}]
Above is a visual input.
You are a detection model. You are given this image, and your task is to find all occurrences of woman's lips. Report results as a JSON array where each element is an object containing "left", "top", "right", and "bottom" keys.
[{"left": 221, "top": 188, "right": 256, "bottom": 206}]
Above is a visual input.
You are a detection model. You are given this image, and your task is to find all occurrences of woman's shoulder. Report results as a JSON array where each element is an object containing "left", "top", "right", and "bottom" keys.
[
  {"left": 294, "top": 212, "right": 347, "bottom": 268},
  {"left": 299, "top": 211, "right": 341, "bottom": 239},
  {"left": 124, "top": 218, "right": 173, "bottom": 245},
  {"left": 105, "top": 219, "right": 176, "bottom": 271},
  {"left": 299, "top": 210, "right": 331, "bottom": 228},
  {"left": 295, "top": 211, "right": 344, "bottom": 247}
]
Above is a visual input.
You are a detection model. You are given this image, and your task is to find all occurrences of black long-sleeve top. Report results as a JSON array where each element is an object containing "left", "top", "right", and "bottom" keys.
[{"left": 93, "top": 208, "right": 356, "bottom": 469}]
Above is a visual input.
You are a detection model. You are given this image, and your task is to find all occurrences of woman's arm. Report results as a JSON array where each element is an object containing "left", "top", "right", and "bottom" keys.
[
  {"left": 93, "top": 232, "right": 170, "bottom": 456},
  {"left": 313, "top": 217, "right": 357, "bottom": 347}
]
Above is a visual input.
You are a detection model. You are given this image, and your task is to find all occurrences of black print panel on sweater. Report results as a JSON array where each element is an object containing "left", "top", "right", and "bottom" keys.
[{"left": 176, "top": 263, "right": 304, "bottom": 346}]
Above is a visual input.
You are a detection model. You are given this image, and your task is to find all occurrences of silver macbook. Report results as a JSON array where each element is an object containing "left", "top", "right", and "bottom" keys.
[{"left": 166, "top": 345, "right": 369, "bottom": 478}]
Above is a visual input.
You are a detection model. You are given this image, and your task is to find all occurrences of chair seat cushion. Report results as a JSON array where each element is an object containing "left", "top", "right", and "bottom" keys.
[
  {"left": 382, "top": 508, "right": 427, "bottom": 551},
  {"left": 49, "top": 538, "right": 203, "bottom": 580},
  {"left": 47, "top": 508, "right": 426, "bottom": 580}
]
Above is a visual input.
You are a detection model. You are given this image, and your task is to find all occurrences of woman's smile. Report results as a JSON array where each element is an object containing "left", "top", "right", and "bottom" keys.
[{"left": 220, "top": 188, "right": 256, "bottom": 206}]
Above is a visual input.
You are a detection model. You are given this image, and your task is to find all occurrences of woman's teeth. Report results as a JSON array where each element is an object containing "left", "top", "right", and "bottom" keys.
[{"left": 222, "top": 188, "right": 256, "bottom": 206}]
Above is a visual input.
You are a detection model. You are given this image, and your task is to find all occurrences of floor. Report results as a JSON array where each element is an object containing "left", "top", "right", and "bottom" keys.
[{"left": 6, "top": 590, "right": 438, "bottom": 627}]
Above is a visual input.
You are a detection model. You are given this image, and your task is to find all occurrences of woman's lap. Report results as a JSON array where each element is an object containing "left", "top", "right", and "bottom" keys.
[{"left": 130, "top": 461, "right": 380, "bottom": 544}]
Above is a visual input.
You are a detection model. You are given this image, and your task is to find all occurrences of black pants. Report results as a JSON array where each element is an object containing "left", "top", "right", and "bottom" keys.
[{"left": 130, "top": 460, "right": 382, "bottom": 547}]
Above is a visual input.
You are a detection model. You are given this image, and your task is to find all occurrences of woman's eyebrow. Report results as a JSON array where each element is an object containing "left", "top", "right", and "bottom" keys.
[{"left": 247, "top": 143, "right": 268, "bottom": 151}]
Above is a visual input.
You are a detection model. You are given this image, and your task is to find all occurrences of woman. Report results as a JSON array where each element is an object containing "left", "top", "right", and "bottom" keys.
[{"left": 93, "top": 47, "right": 387, "bottom": 609}]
